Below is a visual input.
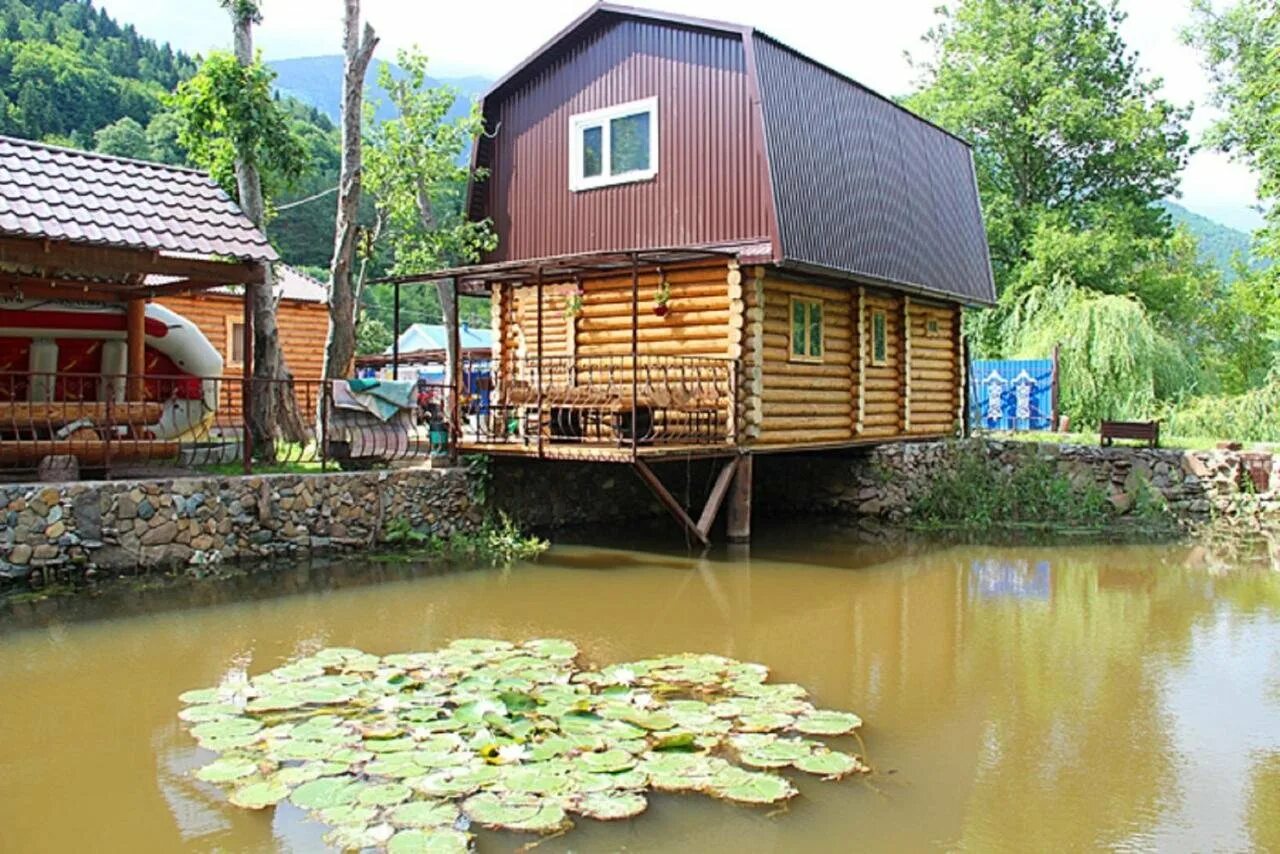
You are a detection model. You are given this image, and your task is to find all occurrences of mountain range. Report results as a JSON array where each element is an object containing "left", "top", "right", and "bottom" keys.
[{"left": 268, "top": 56, "right": 490, "bottom": 126}]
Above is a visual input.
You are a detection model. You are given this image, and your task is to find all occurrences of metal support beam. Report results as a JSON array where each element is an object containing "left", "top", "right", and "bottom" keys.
[
  {"left": 630, "top": 253, "right": 639, "bottom": 459},
  {"left": 631, "top": 460, "right": 709, "bottom": 548},
  {"left": 726, "top": 453, "right": 753, "bottom": 543},
  {"left": 696, "top": 456, "right": 740, "bottom": 541},
  {"left": 392, "top": 280, "right": 400, "bottom": 380}
]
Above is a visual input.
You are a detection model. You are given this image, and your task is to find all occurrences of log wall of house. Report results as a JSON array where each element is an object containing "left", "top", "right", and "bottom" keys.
[
  {"left": 158, "top": 294, "right": 328, "bottom": 417},
  {"left": 906, "top": 300, "right": 961, "bottom": 435},
  {"left": 758, "top": 274, "right": 854, "bottom": 444}
]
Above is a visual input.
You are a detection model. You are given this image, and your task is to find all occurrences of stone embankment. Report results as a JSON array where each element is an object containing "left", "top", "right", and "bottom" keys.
[
  {"left": 757, "top": 439, "right": 1279, "bottom": 527},
  {"left": 1, "top": 468, "right": 480, "bottom": 582}
]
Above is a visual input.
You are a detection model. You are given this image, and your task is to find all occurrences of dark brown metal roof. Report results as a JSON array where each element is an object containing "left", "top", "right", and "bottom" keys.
[
  {"left": 464, "top": 3, "right": 995, "bottom": 306},
  {"left": 0, "top": 135, "right": 278, "bottom": 262}
]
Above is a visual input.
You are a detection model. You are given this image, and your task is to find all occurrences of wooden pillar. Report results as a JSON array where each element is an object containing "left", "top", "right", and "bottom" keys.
[
  {"left": 241, "top": 280, "right": 255, "bottom": 474},
  {"left": 392, "top": 280, "right": 400, "bottom": 380},
  {"left": 125, "top": 297, "right": 146, "bottom": 402},
  {"left": 726, "top": 453, "right": 753, "bottom": 543},
  {"left": 900, "top": 296, "right": 911, "bottom": 434},
  {"left": 535, "top": 269, "right": 544, "bottom": 459},
  {"left": 630, "top": 253, "right": 639, "bottom": 458},
  {"left": 449, "top": 277, "right": 461, "bottom": 456}
]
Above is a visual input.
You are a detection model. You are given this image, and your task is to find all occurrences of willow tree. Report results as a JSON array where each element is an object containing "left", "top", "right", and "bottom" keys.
[
  {"left": 173, "top": 0, "right": 310, "bottom": 454},
  {"left": 323, "top": 0, "right": 378, "bottom": 382},
  {"left": 363, "top": 49, "right": 496, "bottom": 395},
  {"left": 906, "top": 0, "right": 1191, "bottom": 353}
]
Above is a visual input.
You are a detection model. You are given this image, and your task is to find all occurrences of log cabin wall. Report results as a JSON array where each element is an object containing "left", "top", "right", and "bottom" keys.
[
  {"left": 857, "top": 288, "right": 905, "bottom": 440},
  {"left": 906, "top": 300, "right": 961, "bottom": 436},
  {"left": 157, "top": 293, "right": 328, "bottom": 417}
]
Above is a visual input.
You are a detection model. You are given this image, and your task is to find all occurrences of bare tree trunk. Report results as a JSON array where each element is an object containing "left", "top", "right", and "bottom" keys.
[
  {"left": 324, "top": 0, "right": 379, "bottom": 383},
  {"left": 228, "top": 8, "right": 308, "bottom": 457}
]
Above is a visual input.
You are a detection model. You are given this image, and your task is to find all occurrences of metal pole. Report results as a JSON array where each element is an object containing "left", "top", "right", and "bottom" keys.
[
  {"left": 242, "top": 280, "right": 255, "bottom": 474},
  {"left": 535, "top": 268, "right": 544, "bottom": 459},
  {"left": 630, "top": 253, "right": 639, "bottom": 458},
  {"left": 392, "top": 281, "right": 400, "bottom": 381},
  {"left": 449, "top": 277, "right": 462, "bottom": 457}
]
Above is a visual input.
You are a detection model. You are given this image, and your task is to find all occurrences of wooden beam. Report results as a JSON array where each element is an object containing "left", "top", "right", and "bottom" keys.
[
  {"left": 726, "top": 453, "right": 753, "bottom": 543},
  {"left": 0, "top": 272, "right": 129, "bottom": 303},
  {"left": 0, "top": 236, "right": 268, "bottom": 285},
  {"left": 632, "top": 460, "right": 709, "bottom": 547},
  {"left": 125, "top": 298, "right": 146, "bottom": 401},
  {"left": 696, "top": 457, "right": 740, "bottom": 540}
]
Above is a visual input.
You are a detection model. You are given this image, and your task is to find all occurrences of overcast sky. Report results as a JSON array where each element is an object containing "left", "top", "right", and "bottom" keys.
[{"left": 96, "top": 0, "right": 1265, "bottom": 232}]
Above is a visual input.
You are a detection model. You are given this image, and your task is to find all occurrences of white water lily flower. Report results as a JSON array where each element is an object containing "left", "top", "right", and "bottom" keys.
[
  {"left": 215, "top": 668, "right": 257, "bottom": 708},
  {"left": 497, "top": 744, "right": 528, "bottom": 764},
  {"left": 632, "top": 692, "right": 657, "bottom": 709},
  {"left": 473, "top": 699, "right": 506, "bottom": 717},
  {"left": 376, "top": 695, "right": 403, "bottom": 714},
  {"left": 369, "top": 823, "right": 396, "bottom": 844},
  {"left": 608, "top": 667, "right": 637, "bottom": 686}
]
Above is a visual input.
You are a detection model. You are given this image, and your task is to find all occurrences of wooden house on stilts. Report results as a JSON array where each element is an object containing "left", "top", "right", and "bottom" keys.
[{"left": 387, "top": 3, "right": 996, "bottom": 543}]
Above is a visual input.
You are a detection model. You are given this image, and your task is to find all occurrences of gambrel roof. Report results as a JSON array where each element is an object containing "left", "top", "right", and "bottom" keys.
[{"left": 470, "top": 3, "right": 996, "bottom": 306}]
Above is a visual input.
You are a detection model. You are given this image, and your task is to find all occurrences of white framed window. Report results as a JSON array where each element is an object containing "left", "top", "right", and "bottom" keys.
[{"left": 568, "top": 96, "right": 659, "bottom": 191}]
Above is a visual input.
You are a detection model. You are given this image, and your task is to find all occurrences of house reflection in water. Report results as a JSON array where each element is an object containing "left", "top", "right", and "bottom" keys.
[{"left": 969, "top": 558, "right": 1052, "bottom": 600}]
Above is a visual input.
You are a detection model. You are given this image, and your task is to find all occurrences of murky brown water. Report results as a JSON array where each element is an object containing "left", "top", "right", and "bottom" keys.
[{"left": 2, "top": 525, "right": 1279, "bottom": 853}]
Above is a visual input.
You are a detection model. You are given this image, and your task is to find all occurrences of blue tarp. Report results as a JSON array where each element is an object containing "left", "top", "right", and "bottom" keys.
[{"left": 969, "top": 358, "right": 1055, "bottom": 431}]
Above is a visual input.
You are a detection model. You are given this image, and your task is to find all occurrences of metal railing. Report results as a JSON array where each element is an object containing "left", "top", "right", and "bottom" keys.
[
  {"left": 0, "top": 372, "right": 458, "bottom": 480},
  {"left": 466, "top": 354, "right": 736, "bottom": 453}
]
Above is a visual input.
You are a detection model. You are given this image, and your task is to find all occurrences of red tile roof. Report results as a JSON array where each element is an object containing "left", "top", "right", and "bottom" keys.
[{"left": 0, "top": 135, "right": 278, "bottom": 262}]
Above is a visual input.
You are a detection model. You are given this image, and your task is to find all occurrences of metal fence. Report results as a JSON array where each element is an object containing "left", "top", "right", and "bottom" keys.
[{"left": 0, "top": 371, "right": 456, "bottom": 480}]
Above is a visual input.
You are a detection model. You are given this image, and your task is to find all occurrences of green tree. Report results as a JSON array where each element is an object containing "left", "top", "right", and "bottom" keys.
[
  {"left": 355, "top": 314, "right": 393, "bottom": 356},
  {"left": 907, "top": 0, "right": 1190, "bottom": 303},
  {"left": 363, "top": 47, "right": 496, "bottom": 408},
  {"left": 170, "top": 50, "right": 307, "bottom": 208},
  {"left": 93, "top": 115, "right": 150, "bottom": 158}
]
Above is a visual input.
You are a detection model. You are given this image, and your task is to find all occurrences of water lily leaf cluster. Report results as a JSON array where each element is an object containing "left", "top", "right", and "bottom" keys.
[{"left": 178, "top": 639, "right": 868, "bottom": 851}]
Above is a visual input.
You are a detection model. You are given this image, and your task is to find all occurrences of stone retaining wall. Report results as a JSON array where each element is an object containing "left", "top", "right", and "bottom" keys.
[
  {"left": 0, "top": 467, "right": 481, "bottom": 582},
  {"left": 755, "top": 439, "right": 1280, "bottom": 528}
]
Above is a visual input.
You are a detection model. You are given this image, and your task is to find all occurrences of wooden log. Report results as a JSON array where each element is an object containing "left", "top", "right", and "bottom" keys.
[
  {"left": 753, "top": 427, "right": 853, "bottom": 444},
  {"left": 726, "top": 454, "right": 752, "bottom": 543},
  {"left": 760, "top": 414, "right": 851, "bottom": 431}
]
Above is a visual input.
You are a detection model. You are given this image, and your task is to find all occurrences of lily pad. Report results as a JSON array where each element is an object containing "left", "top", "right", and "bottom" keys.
[
  {"left": 190, "top": 717, "right": 262, "bottom": 742},
  {"left": 462, "top": 792, "right": 569, "bottom": 833},
  {"left": 290, "top": 776, "right": 360, "bottom": 810},
  {"left": 387, "top": 828, "right": 473, "bottom": 854},
  {"left": 387, "top": 800, "right": 461, "bottom": 829},
  {"left": 793, "top": 710, "right": 863, "bottom": 736},
  {"left": 317, "top": 804, "right": 379, "bottom": 826},
  {"left": 708, "top": 767, "right": 797, "bottom": 805},
  {"left": 194, "top": 756, "right": 260, "bottom": 784},
  {"left": 573, "top": 791, "right": 648, "bottom": 820},
  {"left": 178, "top": 703, "right": 242, "bottom": 723},
  {"left": 521, "top": 638, "right": 579, "bottom": 660},
  {"left": 794, "top": 749, "right": 865, "bottom": 778},
  {"left": 356, "top": 782, "right": 413, "bottom": 807},
  {"left": 576, "top": 749, "right": 637, "bottom": 773},
  {"left": 229, "top": 779, "right": 290, "bottom": 810}
]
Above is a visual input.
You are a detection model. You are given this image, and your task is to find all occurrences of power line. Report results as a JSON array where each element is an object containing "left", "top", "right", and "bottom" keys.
[{"left": 275, "top": 185, "right": 339, "bottom": 212}]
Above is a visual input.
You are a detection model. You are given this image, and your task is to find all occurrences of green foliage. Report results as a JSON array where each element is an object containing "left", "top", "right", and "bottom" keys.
[
  {"left": 0, "top": 0, "right": 196, "bottom": 145},
  {"left": 363, "top": 49, "right": 497, "bottom": 277},
  {"left": 1161, "top": 201, "right": 1266, "bottom": 281},
  {"left": 1006, "top": 278, "right": 1192, "bottom": 426},
  {"left": 383, "top": 514, "right": 547, "bottom": 566},
  {"left": 1185, "top": 0, "right": 1280, "bottom": 265},
  {"left": 1161, "top": 371, "right": 1280, "bottom": 443},
  {"left": 908, "top": 0, "right": 1190, "bottom": 298},
  {"left": 355, "top": 314, "right": 393, "bottom": 356},
  {"left": 171, "top": 50, "right": 309, "bottom": 205},
  {"left": 92, "top": 115, "right": 149, "bottom": 158},
  {"left": 911, "top": 444, "right": 1120, "bottom": 532}
]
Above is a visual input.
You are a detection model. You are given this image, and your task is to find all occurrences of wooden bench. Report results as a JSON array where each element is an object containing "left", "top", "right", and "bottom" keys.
[{"left": 1100, "top": 420, "right": 1159, "bottom": 448}]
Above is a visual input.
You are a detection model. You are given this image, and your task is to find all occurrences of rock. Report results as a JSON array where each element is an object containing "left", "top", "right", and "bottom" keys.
[
  {"left": 8, "top": 543, "right": 32, "bottom": 566},
  {"left": 38, "top": 487, "right": 60, "bottom": 507},
  {"left": 44, "top": 521, "right": 65, "bottom": 539},
  {"left": 72, "top": 491, "right": 101, "bottom": 540},
  {"left": 137, "top": 499, "right": 156, "bottom": 520},
  {"left": 116, "top": 496, "right": 138, "bottom": 520},
  {"left": 32, "top": 544, "right": 60, "bottom": 562},
  {"left": 191, "top": 534, "right": 216, "bottom": 551},
  {"left": 140, "top": 521, "right": 178, "bottom": 546},
  {"left": 38, "top": 455, "right": 79, "bottom": 482}
]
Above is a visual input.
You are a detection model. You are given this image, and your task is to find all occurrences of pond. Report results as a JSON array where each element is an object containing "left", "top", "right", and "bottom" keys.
[{"left": 1, "top": 524, "right": 1279, "bottom": 852}]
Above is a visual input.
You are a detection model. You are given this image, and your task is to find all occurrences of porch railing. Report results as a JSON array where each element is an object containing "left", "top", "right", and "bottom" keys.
[
  {"left": 0, "top": 371, "right": 456, "bottom": 480},
  {"left": 466, "top": 354, "right": 736, "bottom": 452}
]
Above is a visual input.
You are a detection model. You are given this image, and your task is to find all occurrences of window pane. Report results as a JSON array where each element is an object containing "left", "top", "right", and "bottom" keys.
[
  {"left": 873, "top": 312, "right": 887, "bottom": 363},
  {"left": 610, "top": 111, "right": 650, "bottom": 174},
  {"left": 809, "top": 302, "right": 823, "bottom": 357},
  {"left": 582, "top": 125, "right": 603, "bottom": 178},
  {"left": 792, "top": 300, "right": 806, "bottom": 356},
  {"left": 230, "top": 323, "right": 245, "bottom": 363}
]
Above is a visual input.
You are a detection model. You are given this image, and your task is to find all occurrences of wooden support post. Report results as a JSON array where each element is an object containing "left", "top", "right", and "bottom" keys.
[
  {"left": 855, "top": 286, "right": 866, "bottom": 435},
  {"left": 392, "top": 281, "right": 400, "bottom": 380},
  {"left": 901, "top": 295, "right": 911, "bottom": 434},
  {"left": 449, "top": 278, "right": 462, "bottom": 458},
  {"left": 535, "top": 268, "right": 544, "bottom": 459},
  {"left": 630, "top": 253, "right": 639, "bottom": 459},
  {"left": 125, "top": 297, "right": 146, "bottom": 402},
  {"left": 632, "top": 460, "right": 709, "bottom": 548},
  {"left": 241, "top": 280, "right": 255, "bottom": 474},
  {"left": 726, "top": 453, "right": 753, "bottom": 543},
  {"left": 696, "top": 457, "right": 740, "bottom": 541}
]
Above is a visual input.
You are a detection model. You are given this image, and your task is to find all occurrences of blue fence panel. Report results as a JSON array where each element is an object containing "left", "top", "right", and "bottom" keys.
[{"left": 969, "top": 358, "right": 1055, "bottom": 432}]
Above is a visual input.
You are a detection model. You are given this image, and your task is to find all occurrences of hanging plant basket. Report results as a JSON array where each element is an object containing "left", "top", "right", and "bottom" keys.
[{"left": 653, "top": 279, "right": 672, "bottom": 318}]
